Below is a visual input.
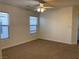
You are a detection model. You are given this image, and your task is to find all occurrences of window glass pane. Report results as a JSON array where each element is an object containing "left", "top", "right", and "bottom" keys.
[
  {"left": 0, "top": 26, "right": 2, "bottom": 34},
  {"left": 30, "top": 30, "right": 36, "bottom": 33},
  {"left": 1, "top": 26, "right": 8, "bottom": 39},
  {"left": 30, "top": 16, "right": 38, "bottom": 33},
  {"left": 0, "top": 12, "right": 9, "bottom": 25},
  {"left": 30, "top": 16, "right": 38, "bottom": 25},
  {"left": 30, "top": 26, "right": 36, "bottom": 31}
]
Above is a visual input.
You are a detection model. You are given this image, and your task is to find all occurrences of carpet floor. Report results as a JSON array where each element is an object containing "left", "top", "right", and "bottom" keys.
[{"left": 2, "top": 39, "right": 79, "bottom": 59}]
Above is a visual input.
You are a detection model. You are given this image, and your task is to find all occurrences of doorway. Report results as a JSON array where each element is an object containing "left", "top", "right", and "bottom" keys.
[{"left": 77, "top": 16, "right": 79, "bottom": 44}]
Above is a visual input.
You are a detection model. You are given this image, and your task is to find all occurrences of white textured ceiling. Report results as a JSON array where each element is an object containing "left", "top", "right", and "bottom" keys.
[
  {"left": 0, "top": 0, "right": 39, "bottom": 8},
  {"left": 0, "top": 0, "right": 79, "bottom": 9}
]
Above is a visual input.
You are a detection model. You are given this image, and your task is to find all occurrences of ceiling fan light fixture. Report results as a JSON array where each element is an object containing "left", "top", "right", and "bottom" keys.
[
  {"left": 37, "top": 8, "right": 41, "bottom": 12},
  {"left": 41, "top": 8, "right": 46, "bottom": 12},
  {"left": 35, "top": 0, "right": 53, "bottom": 13},
  {"left": 36, "top": 3, "right": 46, "bottom": 13},
  {"left": 37, "top": 7, "right": 46, "bottom": 13}
]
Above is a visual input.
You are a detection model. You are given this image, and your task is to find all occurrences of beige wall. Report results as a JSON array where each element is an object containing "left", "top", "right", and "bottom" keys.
[
  {"left": 39, "top": 7, "right": 73, "bottom": 44},
  {"left": 0, "top": 3, "right": 38, "bottom": 49}
]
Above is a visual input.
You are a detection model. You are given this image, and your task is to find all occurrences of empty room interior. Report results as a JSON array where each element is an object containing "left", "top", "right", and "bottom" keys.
[{"left": 0, "top": 0, "right": 79, "bottom": 59}]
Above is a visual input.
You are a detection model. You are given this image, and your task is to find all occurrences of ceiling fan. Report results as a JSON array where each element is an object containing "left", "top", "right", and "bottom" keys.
[{"left": 34, "top": 0, "right": 54, "bottom": 13}]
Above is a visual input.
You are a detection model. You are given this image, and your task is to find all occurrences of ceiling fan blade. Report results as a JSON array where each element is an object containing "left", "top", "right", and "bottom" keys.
[{"left": 44, "top": 7, "right": 54, "bottom": 8}]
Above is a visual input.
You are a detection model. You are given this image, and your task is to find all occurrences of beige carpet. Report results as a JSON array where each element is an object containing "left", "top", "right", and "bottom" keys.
[{"left": 2, "top": 39, "right": 79, "bottom": 59}]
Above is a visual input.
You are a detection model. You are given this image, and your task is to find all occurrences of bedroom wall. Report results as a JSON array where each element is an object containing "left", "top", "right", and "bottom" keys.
[
  {"left": 39, "top": 7, "right": 73, "bottom": 44},
  {"left": 0, "top": 3, "right": 38, "bottom": 49}
]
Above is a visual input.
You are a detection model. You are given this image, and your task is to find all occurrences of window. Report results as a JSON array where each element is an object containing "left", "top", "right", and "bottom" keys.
[
  {"left": 29, "top": 16, "right": 38, "bottom": 33},
  {"left": 0, "top": 12, "right": 9, "bottom": 39}
]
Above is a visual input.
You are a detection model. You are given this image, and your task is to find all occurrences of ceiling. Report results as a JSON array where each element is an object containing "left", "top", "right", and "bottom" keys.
[{"left": 0, "top": 0, "right": 79, "bottom": 10}]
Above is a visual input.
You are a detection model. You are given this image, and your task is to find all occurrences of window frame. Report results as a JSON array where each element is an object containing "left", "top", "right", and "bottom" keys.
[
  {"left": 0, "top": 12, "right": 10, "bottom": 39},
  {"left": 29, "top": 16, "right": 38, "bottom": 34}
]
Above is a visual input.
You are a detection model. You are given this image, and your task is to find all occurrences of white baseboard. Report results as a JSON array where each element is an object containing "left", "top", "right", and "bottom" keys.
[
  {"left": 2, "top": 39, "right": 37, "bottom": 49},
  {"left": 40, "top": 38, "right": 72, "bottom": 45},
  {"left": 2, "top": 38, "right": 75, "bottom": 50}
]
